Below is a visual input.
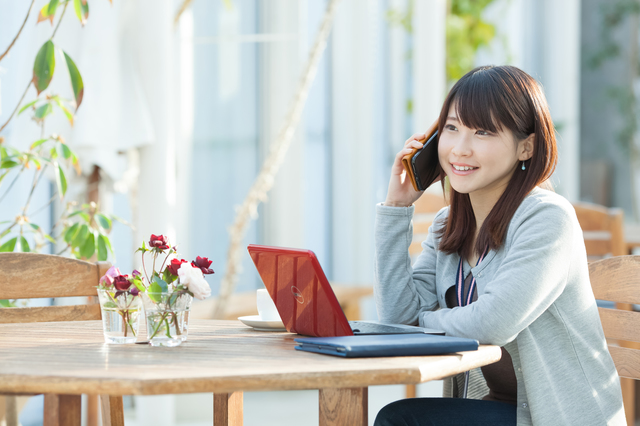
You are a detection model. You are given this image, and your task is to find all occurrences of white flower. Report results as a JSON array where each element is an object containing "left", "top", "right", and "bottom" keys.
[{"left": 177, "top": 263, "right": 211, "bottom": 300}]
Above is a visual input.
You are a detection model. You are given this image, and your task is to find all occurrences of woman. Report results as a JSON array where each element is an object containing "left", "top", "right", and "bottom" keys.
[{"left": 374, "top": 65, "right": 625, "bottom": 425}]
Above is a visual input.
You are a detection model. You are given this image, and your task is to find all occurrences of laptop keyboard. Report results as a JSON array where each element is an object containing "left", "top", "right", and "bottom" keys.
[{"left": 348, "top": 321, "right": 427, "bottom": 335}]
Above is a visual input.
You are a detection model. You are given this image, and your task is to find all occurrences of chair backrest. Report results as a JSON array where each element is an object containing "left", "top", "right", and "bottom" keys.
[
  {"left": 590, "top": 255, "right": 640, "bottom": 380},
  {"left": 409, "top": 190, "right": 449, "bottom": 257},
  {"left": 573, "top": 202, "right": 626, "bottom": 260},
  {"left": 0, "top": 253, "right": 110, "bottom": 324}
]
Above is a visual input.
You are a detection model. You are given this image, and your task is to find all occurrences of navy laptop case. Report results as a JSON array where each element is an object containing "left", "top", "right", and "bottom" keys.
[{"left": 294, "top": 333, "right": 479, "bottom": 358}]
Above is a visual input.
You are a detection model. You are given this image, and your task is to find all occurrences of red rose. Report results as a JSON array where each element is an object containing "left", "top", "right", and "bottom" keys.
[
  {"left": 149, "top": 234, "right": 170, "bottom": 250},
  {"left": 113, "top": 275, "right": 131, "bottom": 291},
  {"left": 192, "top": 256, "right": 214, "bottom": 275},
  {"left": 167, "top": 258, "right": 188, "bottom": 276}
]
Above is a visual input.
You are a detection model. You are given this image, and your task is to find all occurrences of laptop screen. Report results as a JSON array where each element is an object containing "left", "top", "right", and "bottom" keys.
[{"left": 247, "top": 244, "right": 353, "bottom": 337}]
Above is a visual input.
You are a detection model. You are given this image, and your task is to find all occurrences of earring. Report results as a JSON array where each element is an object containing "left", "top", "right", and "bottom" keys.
[{"left": 521, "top": 161, "right": 526, "bottom": 171}]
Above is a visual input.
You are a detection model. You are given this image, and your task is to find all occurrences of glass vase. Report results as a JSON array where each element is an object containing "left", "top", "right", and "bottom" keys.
[
  {"left": 97, "top": 289, "right": 142, "bottom": 344},
  {"left": 141, "top": 291, "right": 193, "bottom": 347}
]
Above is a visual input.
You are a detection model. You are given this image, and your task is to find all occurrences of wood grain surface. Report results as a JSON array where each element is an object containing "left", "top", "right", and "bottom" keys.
[
  {"left": 213, "top": 392, "right": 243, "bottom": 426},
  {"left": 319, "top": 387, "right": 367, "bottom": 426},
  {"left": 0, "top": 320, "right": 501, "bottom": 396},
  {"left": 0, "top": 253, "right": 109, "bottom": 299}
]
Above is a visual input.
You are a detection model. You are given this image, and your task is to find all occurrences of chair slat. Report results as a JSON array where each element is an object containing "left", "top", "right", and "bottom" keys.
[
  {"left": 584, "top": 238, "right": 612, "bottom": 257},
  {"left": 0, "top": 253, "right": 108, "bottom": 299},
  {"left": 0, "top": 304, "right": 102, "bottom": 324},
  {"left": 589, "top": 256, "right": 640, "bottom": 305},
  {"left": 609, "top": 345, "right": 640, "bottom": 380},
  {"left": 599, "top": 307, "right": 640, "bottom": 343}
]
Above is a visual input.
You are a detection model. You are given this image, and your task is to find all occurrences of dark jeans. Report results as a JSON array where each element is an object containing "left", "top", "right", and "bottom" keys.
[{"left": 374, "top": 398, "right": 517, "bottom": 426}]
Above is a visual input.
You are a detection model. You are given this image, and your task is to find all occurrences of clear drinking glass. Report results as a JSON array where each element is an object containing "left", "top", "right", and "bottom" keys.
[
  {"left": 141, "top": 292, "right": 193, "bottom": 347},
  {"left": 97, "top": 289, "right": 142, "bottom": 344}
]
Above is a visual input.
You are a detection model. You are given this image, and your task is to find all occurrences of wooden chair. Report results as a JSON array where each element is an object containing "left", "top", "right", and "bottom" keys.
[
  {"left": 573, "top": 201, "right": 626, "bottom": 260},
  {"left": 0, "top": 253, "right": 122, "bottom": 426},
  {"left": 572, "top": 201, "right": 636, "bottom": 425},
  {"left": 590, "top": 255, "right": 640, "bottom": 426}
]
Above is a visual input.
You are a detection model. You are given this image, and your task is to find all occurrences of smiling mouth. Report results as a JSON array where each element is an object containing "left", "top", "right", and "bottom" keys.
[{"left": 452, "top": 164, "right": 478, "bottom": 171}]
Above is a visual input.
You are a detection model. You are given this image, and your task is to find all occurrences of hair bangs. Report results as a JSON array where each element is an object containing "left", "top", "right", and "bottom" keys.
[{"left": 451, "top": 76, "right": 503, "bottom": 134}]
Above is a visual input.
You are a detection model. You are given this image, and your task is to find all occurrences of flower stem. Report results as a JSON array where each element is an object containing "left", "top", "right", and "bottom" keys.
[
  {"left": 141, "top": 252, "right": 150, "bottom": 285},
  {"left": 164, "top": 318, "right": 172, "bottom": 338},
  {"left": 172, "top": 312, "right": 182, "bottom": 336},
  {"left": 122, "top": 311, "right": 128, "bottom": 337},
  {"left": 148, "top": 311, "right": 169, "bottom": 340}
]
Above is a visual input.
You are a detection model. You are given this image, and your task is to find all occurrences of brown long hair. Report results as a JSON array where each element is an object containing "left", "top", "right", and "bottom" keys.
[{"left": 436, "top": 65, "right": 558, "bottom": 259}]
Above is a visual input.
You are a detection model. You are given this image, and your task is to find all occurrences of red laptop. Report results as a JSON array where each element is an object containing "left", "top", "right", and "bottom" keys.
[{"left": 247, "top": 244, "right": 444, "bottom": 337}]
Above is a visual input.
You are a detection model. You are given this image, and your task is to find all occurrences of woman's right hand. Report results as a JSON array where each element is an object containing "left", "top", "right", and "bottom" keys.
[{"left": 384, "top": 133, "right": 428, "bottom": 207}]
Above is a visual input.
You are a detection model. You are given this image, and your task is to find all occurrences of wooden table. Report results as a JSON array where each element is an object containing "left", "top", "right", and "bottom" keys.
[{"left": 0, "top": 320, "right": 501, "bottom": 426}]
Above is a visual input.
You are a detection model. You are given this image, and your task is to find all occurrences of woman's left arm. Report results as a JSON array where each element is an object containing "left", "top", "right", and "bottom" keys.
[{"left": 420, "top": 202, "right": 577, "bottom": 346}]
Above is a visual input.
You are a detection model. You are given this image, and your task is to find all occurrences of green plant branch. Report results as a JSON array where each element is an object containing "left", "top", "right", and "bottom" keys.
[
  {"left": 0, "top": 1, "right": 70, "bottom": 135},
  {"left": 0, "top": 165, "right": 27, "bottom": 204},
  {"left": 0, "top": 0, "right": 37, "bottom": 63},
  {"left": 0, "top": 82, "right": 32, "bottom": 134},
  {"left": 31, "top": 193, "right": 58, "bottom": 217},
  {"left": 56, "top": 243, "right": 71, "bottom": 256},
  {"left": 21, "top": 164, "right": 48, "bottom": 216},
  {"left": 50, "top": 1, "right": 69, "bottom": 41}
]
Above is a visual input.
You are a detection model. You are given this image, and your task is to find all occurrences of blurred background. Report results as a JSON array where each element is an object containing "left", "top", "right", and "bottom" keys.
[{"left": 1, "top": 0, "right": 638, "bottom": 425}]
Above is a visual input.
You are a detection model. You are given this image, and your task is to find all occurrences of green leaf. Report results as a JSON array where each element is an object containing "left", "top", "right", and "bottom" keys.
[
  {"left": 151, "top": 276, "right": 169, "bottom": 293},
  {"left": 104, "top": 235, "right": 113, "bottom": 253},
  {"left": 0, "top": 299, "right": 15, "bottom": 308},
  {"left": 51, "top": 96, "right": 75, "bottom": 125},
  {"left": 63, "top": 222, "right": 80, "bottom": 243},
  {"left": 73, "top": 0, "right": 89, "bottom": 25},
  {"left": 30, "top": 158, "right": 42, "bottom": 170},
  {"left": 0, "top": 160, "right": 19, "bottom": 169},
  {"left": 32, "top": 41, "right": 56, "bottom": 95},
  {"left": 102, "top": 301, "right": 117, "bottom": 309},
  {"left": 79, "top": 232, "right": 95, "bottom": 259},
  {"left": 79, "top": 212, "right": 90, "bottom": 223},
  {"left": 18, "top": 100, "right": 38, "bottom": 115},
  {"left": 72, "top": 223, "right": 89, "bottom": 248},
  {"left": 34, "top": 103, "right": 53, "bottom": 120},
  {"left": 162, "top": 268, "right": 172, "bottom": 284},
  {"left": 63, "top": 52, "right": 84, "bottom": 109},
  {"left": 30, "top": 139, "right": 49, "bottom": 150},
  {"left": 59, "top": 143, "right": 72, "bottom": 160},
  {"left": 55, "top": 163, "right": 67, "bottom": 198},
  {"left": 44, "top": 233, "right": 56, "bottom": 244},
  {"left": 37, "top": 0, "right": 60, "bottom": 24},
  {"left": 97, "top": 234, "right": 108, "bottom": 261},
  {"left": 0, "top": 237, "right": 17, "bottom": 252},
  {"left": 19, "top": 236, "right": 31, "bottom": 253},
  {"left": 29, "top": 223, "right": 40, "bottom": 231},
  {"left": 96, "top": 213, "right": 112, "bottom": 231}
]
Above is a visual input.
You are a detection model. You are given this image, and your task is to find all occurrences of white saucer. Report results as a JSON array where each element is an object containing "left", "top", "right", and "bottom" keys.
[{"left": 238, "top": 315, "right": 287, "bottom": 332}]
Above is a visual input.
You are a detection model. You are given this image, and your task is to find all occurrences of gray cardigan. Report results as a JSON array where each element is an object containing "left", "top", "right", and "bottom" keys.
[{"left": 374, "top": 187, "right": 625, "bottom": 425}]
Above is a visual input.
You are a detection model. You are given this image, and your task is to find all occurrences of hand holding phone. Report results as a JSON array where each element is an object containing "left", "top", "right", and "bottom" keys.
[{"left": 401, "top": 121, "right": 443, "bottom": 192}]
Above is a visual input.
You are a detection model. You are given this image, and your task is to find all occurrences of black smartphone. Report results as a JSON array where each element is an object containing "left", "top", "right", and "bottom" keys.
[{"left": 410, "top": 130, "right": 442, "bottom": 191}]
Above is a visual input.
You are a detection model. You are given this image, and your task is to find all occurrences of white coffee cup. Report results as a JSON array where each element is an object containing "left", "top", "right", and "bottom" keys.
[{"left": 257, "top": 289, "right": 281, "bottom": 321}]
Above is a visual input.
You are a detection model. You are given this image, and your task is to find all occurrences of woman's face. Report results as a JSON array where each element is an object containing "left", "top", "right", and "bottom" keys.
[{"left": 438, "top": 104, "right": 531, "bottom": 201}]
